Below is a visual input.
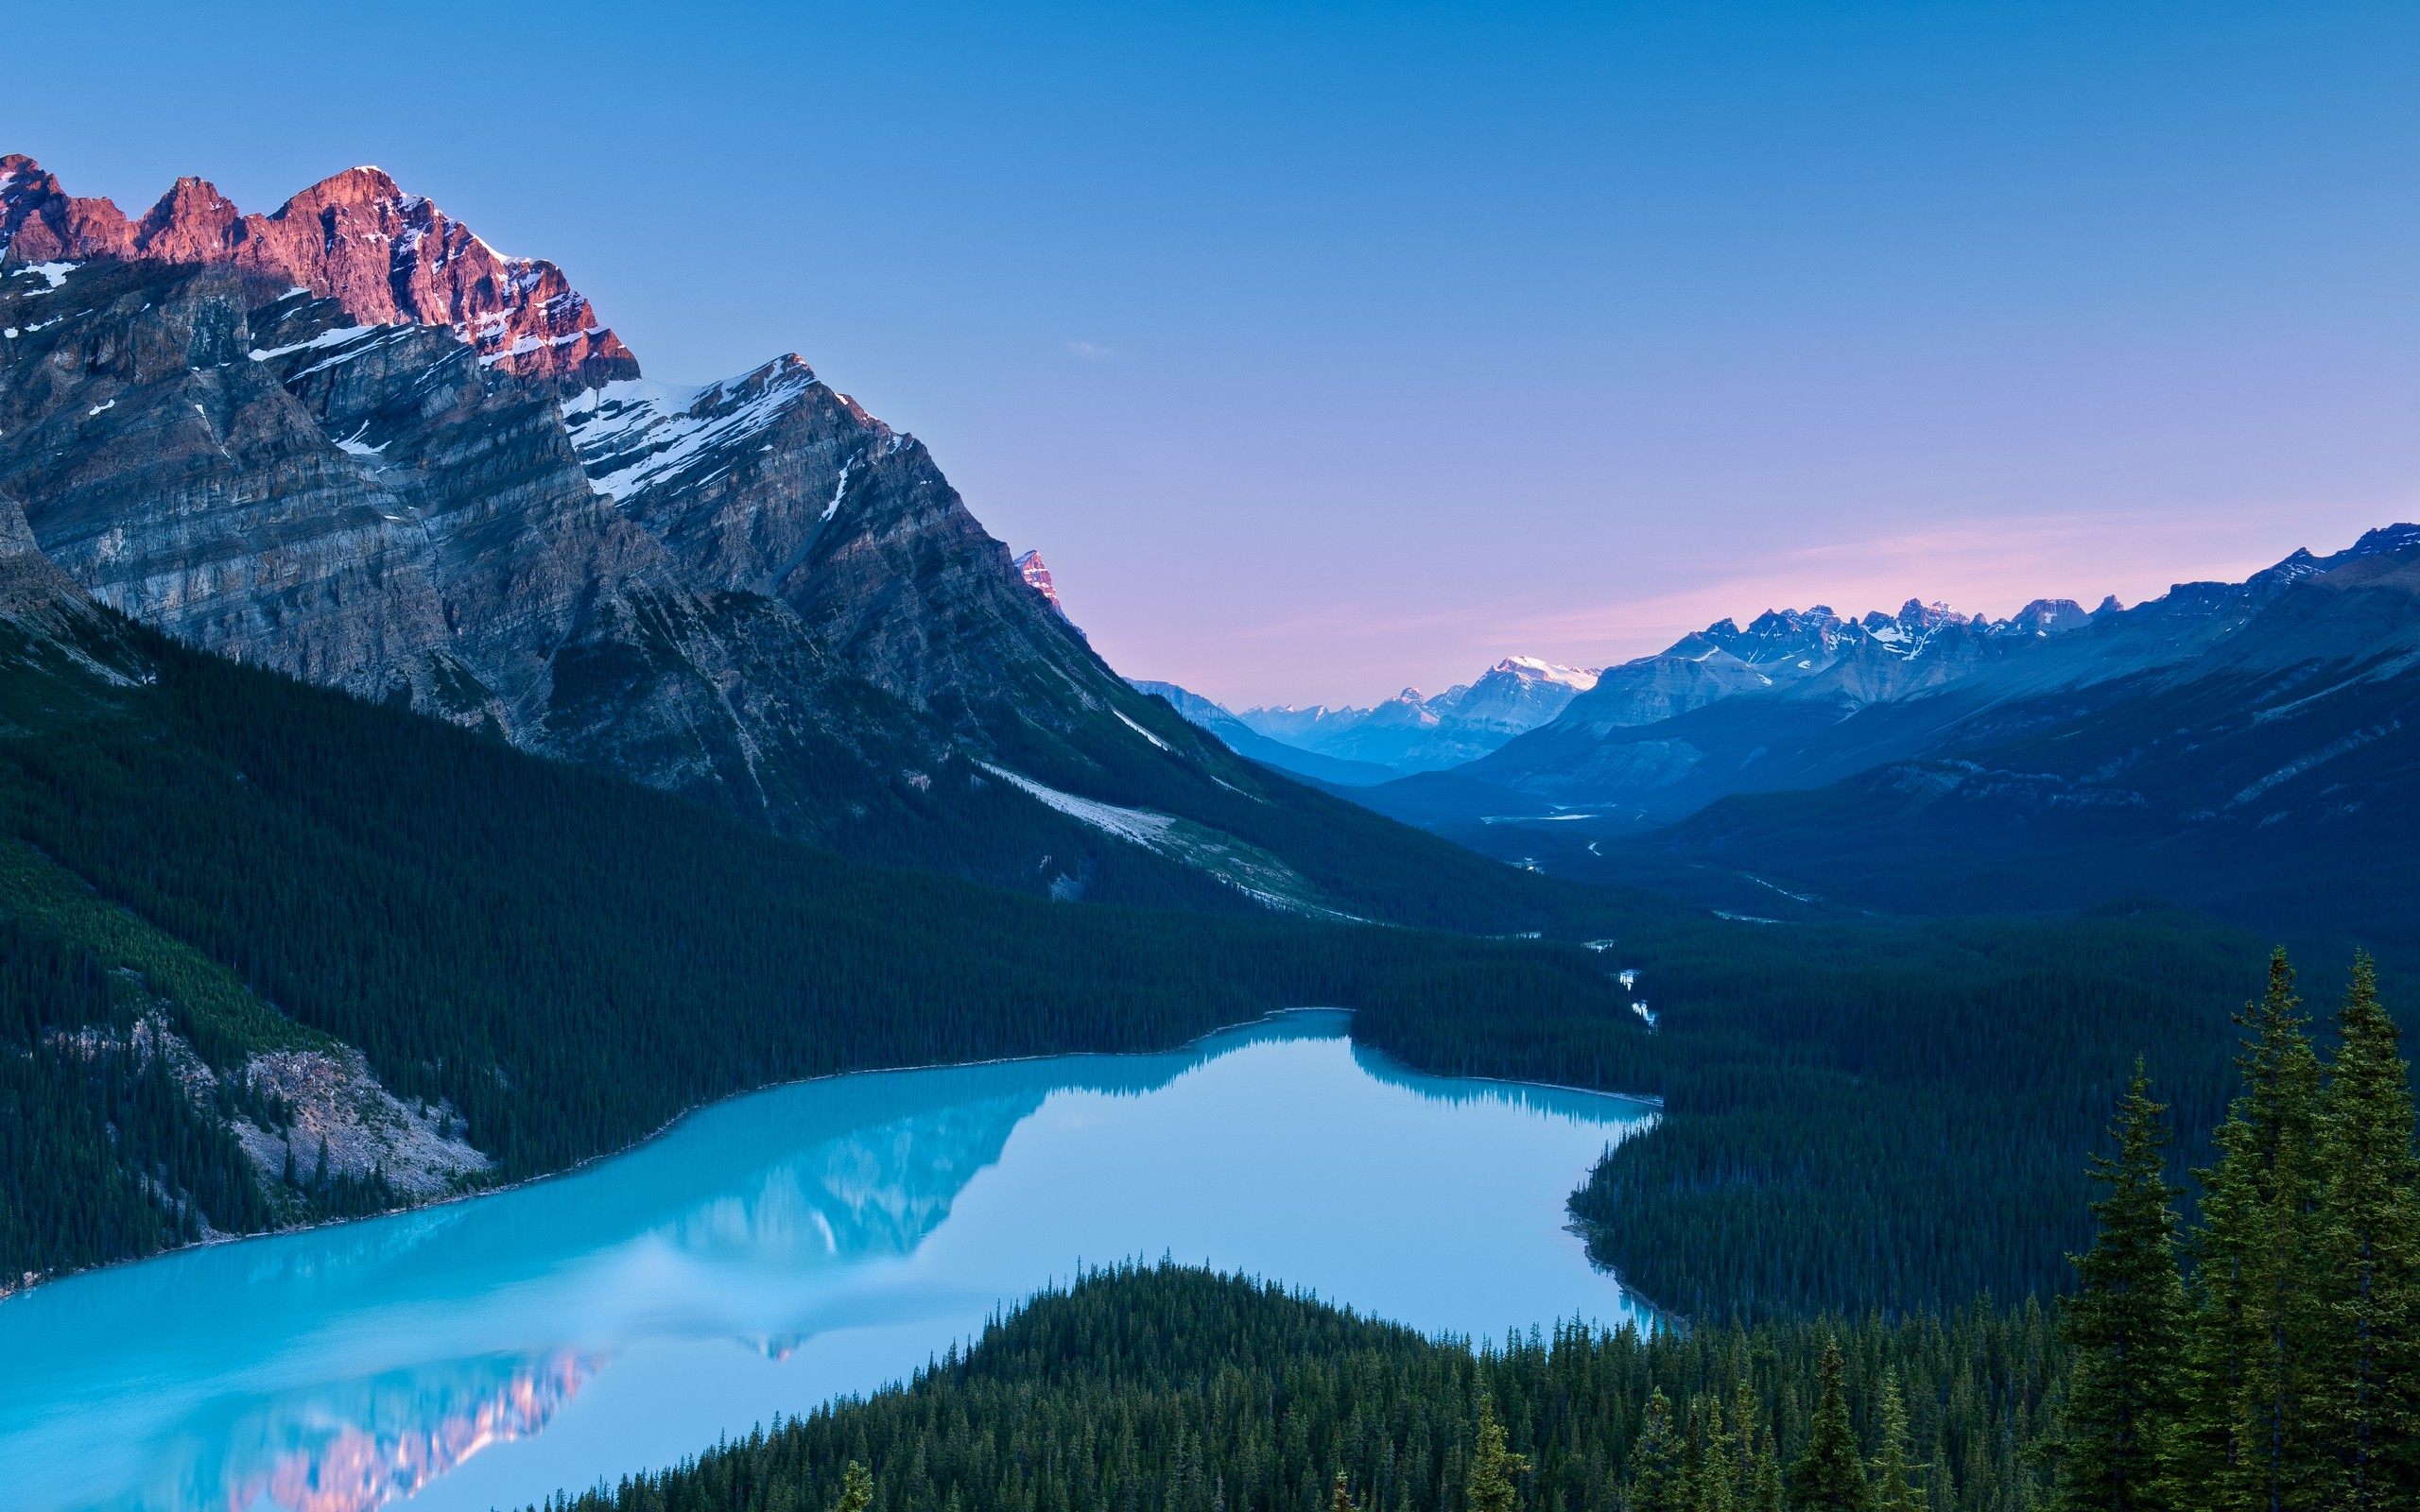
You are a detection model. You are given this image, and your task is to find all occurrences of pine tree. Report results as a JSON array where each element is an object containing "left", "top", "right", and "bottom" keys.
[
  {"left": 1789, "top": 1341, "right": 1871, "bottom": 1512},
  {"left": 1684, "top": 1399, "right": 1711, "bottom": 1512},
  {"left": 1729, "top": 1380, "right": 1764, "bottom": 1509},
  {"left": 2055, "top": 1061, "right": 2186, "bottom": 1512},
  {"left": 2175, "top": 950, "right": 2332, "bottom": 1511},
  {"left": 1332, "top": 1473, "right": 1361, "bottom": 1512},
  {"left": 1468, "top": 1396, "right": 1530, "bottom": 1512},
  {"left": 2312, "top": 953, "right": 2420, "bottom": 1507},
  {"left": 832, "top": 1461, "right": 875, "bottom": 1512},
  {"left": 1633, "top": 1388, "right": 1685, "bottom": 1512},
  {"left": 1868, "top": 1371, "right": 1923, "bottom": 1512},
  {"left": 1702, "top": 1393, "right": 1737, "bottom": 1512},
  {"left": 1752, "top": 1433, "right": 1785, "bottom": 1512}
]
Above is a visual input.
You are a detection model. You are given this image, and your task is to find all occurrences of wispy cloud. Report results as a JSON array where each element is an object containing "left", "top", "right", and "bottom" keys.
[{"left": 1063, "top": 340, "right": 1116, "bottom": 361}]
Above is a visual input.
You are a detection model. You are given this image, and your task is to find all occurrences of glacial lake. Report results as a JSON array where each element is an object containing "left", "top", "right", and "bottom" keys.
[{"left": 0, "top": 1012, "right": 1656, "bottom": 1512}]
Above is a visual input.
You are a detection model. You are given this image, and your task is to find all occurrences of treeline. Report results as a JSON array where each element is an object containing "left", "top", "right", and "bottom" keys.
[
  {"left": 1355, "top": 905, "right": 2267, "bottom": 1319},
  {"left": 0, "top": 616, "right": 1634, "bottom": 1280},
  {"left": 531, "top": 1262, "right": 2066, "bottom": 1512}
]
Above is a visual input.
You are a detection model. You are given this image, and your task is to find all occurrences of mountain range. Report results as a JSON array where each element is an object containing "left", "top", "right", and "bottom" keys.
[
  {"left": 0, "top": 154, "right": 1562, "bottom": 928},
  {"left": 1333, "top": 526, "right": 2420, "bottom": 949}
]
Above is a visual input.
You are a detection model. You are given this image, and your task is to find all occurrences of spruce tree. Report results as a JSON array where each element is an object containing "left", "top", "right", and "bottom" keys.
[
  {"left": 1633, "top": 1388, "right": 1685, "bottom": 1512},
  {"left": 1752, "top": 1433, "right": 1786, "bottom": 1512},
  {"left": 1730, "top": 1380, "right": 1765, "bottom": 1509},
  {"left": 1468, "top": 1396, "right": 1530, "bottom": 1512},
  {"left": 1684, "top": 1400, "right": 1711, "bottom": 1512},
  {"left": 2055, "top": 1061, "right": 2186, "bottom": 1512},
  {"left": 1789, "top": 1341, "right": 1871, "bottom": 1512},
  {"left": 2312, "top": 953, "right": 2420, "bottom": 1507},
  {"left": 832, "top": 1461, "right": 874, "bottom": 1512},
  {"left": 2176, "top": 949, "right": 2332, "bottom": 1511},
  {"left": 1868, "top": 1371, "right": 1923, "bottom": 1512},
  {"left": 1702, "top": 1393, "right": 1737, "bottom": 1512},
  {"left": 1332, "top": 1472, "right": 1360, "bottom": 1512}
]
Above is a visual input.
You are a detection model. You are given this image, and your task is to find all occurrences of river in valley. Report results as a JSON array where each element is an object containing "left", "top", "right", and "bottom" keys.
[{"left": 0, "top": 1012, "right": 1656, "bottom": 1512}]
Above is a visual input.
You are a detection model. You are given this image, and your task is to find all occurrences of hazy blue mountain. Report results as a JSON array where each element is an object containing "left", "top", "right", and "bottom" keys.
[
  {"left": 1127, "top": 680, "right": 1401, "bottom": 786},
  {"left": 1219, "top": 657, "right": 1601, "bottom": 776},
  {"left": 1341, "top": 525, "right": 2420, "bottom": 950}
]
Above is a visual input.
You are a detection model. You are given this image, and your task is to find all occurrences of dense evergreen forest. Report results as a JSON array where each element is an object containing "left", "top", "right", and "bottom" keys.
[
  {"left": 0, "top": 611, "right": 1635, "bottom": 1283},
  {"left": 534, "top": 1262, "right": 2065, "bottom": 1512},
  {"left": 0, "top": 601, "right": 2340, "bottom": 1334},
  {"left": 1354, "top": 906, "right": 2271, "bottom": 1319},
  {"left": 547, "top": 944, "right": 2420, "bottom": 1512}
]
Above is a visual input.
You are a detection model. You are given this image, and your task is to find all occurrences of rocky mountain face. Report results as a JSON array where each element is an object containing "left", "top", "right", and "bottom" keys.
[
  {"left": 1014, "top": 550, "right": 1066, "bottom": 617},
  {"left": 0, "top": 155, "right": 631, "bottom": 389},
  {"left": 1228, "top": 656, "right": 1601, "bottom": 775},
  {"left": 0, "top": 157, "right": 1371, "bottom": 909}
]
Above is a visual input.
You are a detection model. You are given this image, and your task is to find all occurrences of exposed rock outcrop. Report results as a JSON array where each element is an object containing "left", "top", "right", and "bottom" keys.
[{"left": 232, "top": 1047, "right": 490, "bottom": 1198}]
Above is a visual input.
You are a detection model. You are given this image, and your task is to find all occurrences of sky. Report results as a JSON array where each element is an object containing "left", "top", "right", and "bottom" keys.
[{"left": 8, "top": 1, "right": 2416, "bottom": 708}]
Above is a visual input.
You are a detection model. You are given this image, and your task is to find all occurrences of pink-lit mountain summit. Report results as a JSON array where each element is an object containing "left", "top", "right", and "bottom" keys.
[{"left": 0, "top": 155, "right": 634, "bottom": 389}]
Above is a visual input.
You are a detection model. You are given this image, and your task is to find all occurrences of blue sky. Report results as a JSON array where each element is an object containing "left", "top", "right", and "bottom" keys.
[{"left": 9, "top": 1, "right": 2416, "bottom": 705}]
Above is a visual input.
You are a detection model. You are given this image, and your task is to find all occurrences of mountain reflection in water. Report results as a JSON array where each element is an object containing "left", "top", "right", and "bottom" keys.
[
  {"left": 2, "top": 1013, "right": 1655, "bottom": 1512},
  {"left": 229, "top": 1353, "right": 597, "bottom": 1512}
]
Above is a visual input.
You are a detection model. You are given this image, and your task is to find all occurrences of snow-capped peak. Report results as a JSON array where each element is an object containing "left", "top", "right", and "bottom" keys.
[{"left": 1493, "top": 655, "right": 1601, "bottom": 692}]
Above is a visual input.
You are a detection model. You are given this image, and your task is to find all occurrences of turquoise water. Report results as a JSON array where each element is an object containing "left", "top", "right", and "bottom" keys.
[{"left": 0, "top": 1012, "right": 1655, "bottom": 1512}]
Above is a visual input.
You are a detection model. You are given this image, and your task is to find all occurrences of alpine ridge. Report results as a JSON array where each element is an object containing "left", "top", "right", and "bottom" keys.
[{"left": 0, "top": 155, "right": 633, "bottom": 389}]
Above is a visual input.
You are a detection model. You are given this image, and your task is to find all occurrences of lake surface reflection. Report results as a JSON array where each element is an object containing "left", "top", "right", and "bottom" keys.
[{"left": 0, "top": 1012, "right": 1654, "bottom": 1512}]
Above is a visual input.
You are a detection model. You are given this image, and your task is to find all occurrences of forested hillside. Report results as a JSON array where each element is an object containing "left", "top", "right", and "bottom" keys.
[
  {"left": 0, "top": 592, "right": 2307, "bottom": 1331},
  {"left": 0, "top": 604, "right": 1636, "bottom": 1285},
  {"left": 1357, "top": 905, "right": 2269, "bottom": 1319},
  {"left": 540, "top": 1262, "right": 2066, "bottom": 1512}
]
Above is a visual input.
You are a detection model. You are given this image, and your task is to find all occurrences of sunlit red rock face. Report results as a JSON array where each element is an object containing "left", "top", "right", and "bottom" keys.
[{"left": 0, "top": 155, "right": 634, "bottom": 389}]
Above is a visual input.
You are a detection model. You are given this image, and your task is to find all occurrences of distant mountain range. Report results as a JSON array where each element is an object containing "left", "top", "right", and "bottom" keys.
[
  {"left": 1135, "top": 657, "right": 1600, "bottom": 782},
  {"left": 1329, "top": 526, "right": 2420, "bottom": 950}
]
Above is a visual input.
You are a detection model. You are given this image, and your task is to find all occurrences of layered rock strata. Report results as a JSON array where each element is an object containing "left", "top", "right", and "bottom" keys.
[{"left": 0, "top": 160, "right": 1238, "bottom": 881}]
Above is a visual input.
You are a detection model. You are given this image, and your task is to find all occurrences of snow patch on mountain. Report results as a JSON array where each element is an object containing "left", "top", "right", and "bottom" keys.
[
  {"left": 978, "top": 762, "right": 1355, "bottom": 919},
  {"left": 562, "top": 357, "right": 820, "bottom": 503}
]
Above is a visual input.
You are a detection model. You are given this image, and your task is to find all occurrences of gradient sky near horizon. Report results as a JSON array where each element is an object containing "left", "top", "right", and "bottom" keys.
[{"left": 9, "top": 2, "right": 2416, "bottom": 707}]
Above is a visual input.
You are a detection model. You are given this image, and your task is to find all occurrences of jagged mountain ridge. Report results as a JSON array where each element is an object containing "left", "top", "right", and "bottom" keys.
[
  {"left": 1461, "top": 530, "right": 2420, "bottom": 816},
  {"left": 0, "top": 155, "right": 632, "bottom": 389},
  {"left": 1618, "top": 527, "right": 2420, "bottom": 945},
  {"left": 0, "top": 157, "right": 1597, "bottom": 929},
  {"left": 1336, "top": 527, "right": 2420, "bottom": 947}
]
